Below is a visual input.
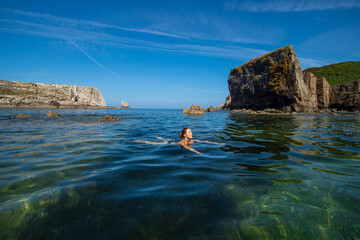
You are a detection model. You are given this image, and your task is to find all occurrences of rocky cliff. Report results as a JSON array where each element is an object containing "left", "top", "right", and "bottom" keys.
[
  {"left": 329, "top": 80, "right": 360, "bottom": 111},
  {"left": 228, "top": 45, "right": 316, "bottom": 111},
  {"left": 226, "top": 46, "right": 359, "bottom": 112},
  {"left": 0, "top": 80, "right": 107, "bottom": 108}
]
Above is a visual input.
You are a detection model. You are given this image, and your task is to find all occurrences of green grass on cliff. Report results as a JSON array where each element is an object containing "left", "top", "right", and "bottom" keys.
[{"left": 304, "top": 61, "right": 360, "bottom": 85}]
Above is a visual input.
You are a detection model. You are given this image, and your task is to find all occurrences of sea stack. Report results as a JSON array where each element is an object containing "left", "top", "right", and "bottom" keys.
[{"left": 227, "top": 45, "right": 316, "bottom": 112}]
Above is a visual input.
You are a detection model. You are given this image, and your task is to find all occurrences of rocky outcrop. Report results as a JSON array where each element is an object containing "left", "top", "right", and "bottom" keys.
[
  {"left": 0, "top": 80, "right": 106, "bottom": 108},
  {"left": 329, "top": 80, "right": 360, "bottom": 111},
  {"left": 217, "top": 95, "right": 231, "bottom": 110},
  {"left": 121, "top": 100, "right": 130, "bottom": 109},
  {"left": 206, "top": 106, "right": 216, "bottom": 112},
  {"left": 303, "top": 72, "right": 330, "bottom": 109},
  {"left": 99, "top": 115, "right": 121, "bottom": 122},
  {"left": 227, "top": 45, "right": 316, "bottom": 112},
  {"left": 183, "top": 105, "right": 205, "bottom": 115},
  {"left": 46, "top": 111, "right": 59, "bottom": 117}
]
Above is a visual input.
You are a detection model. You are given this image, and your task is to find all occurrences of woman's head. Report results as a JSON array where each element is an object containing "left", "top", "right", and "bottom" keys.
[{"left": 179, "top": 128, "right": 192, "bottom": 139}]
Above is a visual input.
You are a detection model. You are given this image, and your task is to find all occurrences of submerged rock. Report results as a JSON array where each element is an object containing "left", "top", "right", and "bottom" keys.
[
  {"left": 183, "top": 105, "right": 205, "bottom": 115},
  {"left": 46, "top": 111, "right": 59, "bottom": 117},
  {"left": 99, "top": 115, "right": 121, "bottom": 122},
  {"left": 206, "top": 106, "right": 216, "bottom": 112},
  {"left": 14, "top": 113, "right": 30, "bottom": 118}
]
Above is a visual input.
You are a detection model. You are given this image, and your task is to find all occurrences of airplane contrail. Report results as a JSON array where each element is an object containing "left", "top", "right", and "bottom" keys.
[{"left": 68, "top": 41, "right": 118, "bottom": 76}]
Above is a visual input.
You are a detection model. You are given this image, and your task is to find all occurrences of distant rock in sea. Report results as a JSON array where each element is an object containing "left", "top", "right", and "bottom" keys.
[
  {"left": 12, "top": 113, "right": 30, "bottom": 118},
  {"left": 225, "top": 45, "right": 360, "bottom": 112},
  {"left": 121, "top": 100, "right": 130, "bottom": 109},
  {"left": 206, "top": 106, "right": 216, "bottom": 112},
  {"left": 46, "top": 111, "right": 59, "bottom": 117},
  {"left": 99, "top": 115, "right": 121, "bottom": 122},
  {"left": 183, "top": 105, "right": 205, "bottom": 115},
  {"left": 0, "top": 79, "right": 107, "bottom": 109}
]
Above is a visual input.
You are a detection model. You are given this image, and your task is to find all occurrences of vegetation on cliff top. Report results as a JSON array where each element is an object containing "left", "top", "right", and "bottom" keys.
[{"left": 304, "top": 61, "right": 360, "bottom": 85}]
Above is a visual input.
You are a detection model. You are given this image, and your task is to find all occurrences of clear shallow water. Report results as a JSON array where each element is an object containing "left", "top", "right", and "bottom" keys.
[{"left": 0, "top": 109, "right": 359, "bottom": 239}]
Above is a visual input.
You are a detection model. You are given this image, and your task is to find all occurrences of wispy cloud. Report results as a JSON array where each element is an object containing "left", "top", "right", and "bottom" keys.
[
  {"left": 0, "top": 9, "right": 271, "bottom": 61},
  {"left": 0, "top": 8, "right": 189, "bottom": 39},
  {"left": 0, "top": 7, "right": 324, "bottom": 67},
  {"left": 225, "top": 0, "right": 360, "bottom": 12}
]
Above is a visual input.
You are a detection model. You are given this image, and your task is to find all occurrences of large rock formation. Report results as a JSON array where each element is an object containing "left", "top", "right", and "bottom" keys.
[
  {"left": 226, "top": 45, "right": 359, "bottom": 112},
  {"left": 227, "top": 45, "right": 316, "bottom": 111},
  {"left": 0, "top": 80, "right": 106, "bottom": 108}
]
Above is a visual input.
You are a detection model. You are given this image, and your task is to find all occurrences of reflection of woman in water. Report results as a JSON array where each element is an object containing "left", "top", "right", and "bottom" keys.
[{"left": 135, "top": 127, "right": 223, "bottom": 155}]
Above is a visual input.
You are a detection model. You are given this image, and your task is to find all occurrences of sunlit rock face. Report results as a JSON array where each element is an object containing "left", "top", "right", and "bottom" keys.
[
  {"left": 227, "top": 45, "right": 317, "bottom": 111},
  {"left": 0, "top": 80, "right": 106, "bottom": 108}
]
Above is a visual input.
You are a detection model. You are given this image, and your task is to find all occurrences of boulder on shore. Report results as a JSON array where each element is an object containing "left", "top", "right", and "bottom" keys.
[
  {"left": 206, "top": 106, "right": 216, "bottom": 112},
  {"left": 99, "top": 115, "right": 121, "bottom": 122},
  {"left": 46, "top": 111, "right": 59, "bottom": 117},
  {"left": 121, "top": 100, "right": 130, "bottom": 109},
  {"left": 183, "top": 105, "right": 205, "bottom": 115}
]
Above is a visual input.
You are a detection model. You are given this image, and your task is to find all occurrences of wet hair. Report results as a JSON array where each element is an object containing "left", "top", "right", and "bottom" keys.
[{"left": 179, "top": 128, "right": 190, "bottom": 139}]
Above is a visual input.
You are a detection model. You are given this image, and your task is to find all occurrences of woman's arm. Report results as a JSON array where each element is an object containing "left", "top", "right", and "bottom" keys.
[
  {"left": 193, "top": 140, "right": 224, "bottom": 145},
  {"left": 179, "top": 141, "right": 202, "bottom": 155}
]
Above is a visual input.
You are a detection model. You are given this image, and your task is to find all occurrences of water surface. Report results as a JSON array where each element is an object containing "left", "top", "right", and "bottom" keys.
[{"left": 0, "top": 109, "right": 359, "bottom": 239}]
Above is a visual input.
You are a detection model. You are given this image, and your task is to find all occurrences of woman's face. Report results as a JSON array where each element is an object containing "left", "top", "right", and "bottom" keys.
[{"left": 185, "top": 128, "right": 193, "bottom": 139}]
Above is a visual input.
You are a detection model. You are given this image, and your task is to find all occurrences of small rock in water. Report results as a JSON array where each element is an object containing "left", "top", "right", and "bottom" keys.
[
  {"left": 206, "top": 106, "right": 216, "bottom": 112},
  {"left": 12, "top": 113, "right": 30, "bottom": 118},
  {"left": 99, "top": 115, "right": 121, "bottom": 122},
  {"left": 183, "top": 105, "right": 205, "bottom": 115},
  {"left": 121, "top": 100, "right": 130, "bottom": 109},
  {"left": 46, "top": 111, "right": 59, "bottom": 117}
]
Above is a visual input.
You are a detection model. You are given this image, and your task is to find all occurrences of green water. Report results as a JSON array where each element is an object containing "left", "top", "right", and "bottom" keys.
[{"left": 0, "top": 109, "right": 359, "bottom": 239}]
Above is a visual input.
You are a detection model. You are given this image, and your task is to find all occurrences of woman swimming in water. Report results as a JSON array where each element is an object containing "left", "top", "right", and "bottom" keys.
[
  {"left": 135, "top": 127, "right": 223, "bottom": 154},
  {"left": 178, "top": 127, "right": 223, "bottom": 154}
]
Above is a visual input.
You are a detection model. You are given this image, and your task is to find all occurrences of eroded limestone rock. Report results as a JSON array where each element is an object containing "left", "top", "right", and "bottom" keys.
[
  {"left": 0, "top": 80, "right": 106, "bottom": 108},
  {"left": 183, "top": 105, "right": 205, "bottom": 115},
  {"left": 206, "top": 106, "right": 216, "bottom": 112},
  {"left": 121, "top": 100, "right": 130, "bottom": 109}
]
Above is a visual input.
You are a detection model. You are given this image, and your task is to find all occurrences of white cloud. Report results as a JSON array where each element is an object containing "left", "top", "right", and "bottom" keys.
[
  {"left": 225, "top": 0, "right": 360, "bottom": 12},
  {"left": 0, "top": 8, "right": 189, "bottom": 39}
]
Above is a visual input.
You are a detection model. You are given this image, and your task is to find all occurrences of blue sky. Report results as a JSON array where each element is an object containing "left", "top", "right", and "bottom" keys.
[{"left": 0, "top": 0, "right": 359, "bottom": 108}]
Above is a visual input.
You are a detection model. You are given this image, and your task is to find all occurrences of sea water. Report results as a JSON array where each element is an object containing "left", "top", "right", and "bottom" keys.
[{"left": 0, "top": 109, "right": 359, "bottom": 239}]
